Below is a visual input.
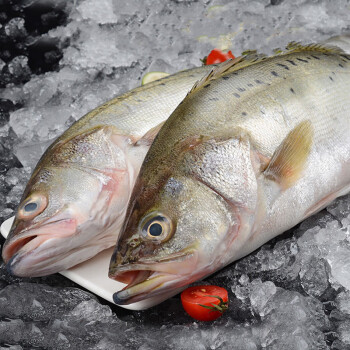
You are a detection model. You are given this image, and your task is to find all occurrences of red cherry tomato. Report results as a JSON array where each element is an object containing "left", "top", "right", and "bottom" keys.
[
  {"left": 205, "top": 49, "right": 235, "bottom": 65},
  {"left": 181, "top": 285, "right": 228, "bottom": 321}
]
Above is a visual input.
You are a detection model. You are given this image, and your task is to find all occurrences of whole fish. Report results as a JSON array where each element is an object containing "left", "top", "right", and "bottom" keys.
[
  {"left": 2, "top": 65, "right": 213, "bottom": 277},
  {"left": 109, "top": 43, "right": 350, "bottom": 305}
]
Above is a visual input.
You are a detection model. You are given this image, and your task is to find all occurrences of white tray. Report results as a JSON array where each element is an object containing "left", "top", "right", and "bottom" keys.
[{"left": 0, "top": 216, "right": 168, "bottom": 310}]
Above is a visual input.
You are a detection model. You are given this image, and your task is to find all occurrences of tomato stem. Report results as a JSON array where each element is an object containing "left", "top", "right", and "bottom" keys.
[
  {"left": 201, "top": 56, "right": 207, "bottom": 65},
  {"left": 198, "top": 295, "right": 228, "bottom": 313}
]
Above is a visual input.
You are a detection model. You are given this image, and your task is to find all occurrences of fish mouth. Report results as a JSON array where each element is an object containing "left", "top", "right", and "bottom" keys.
[
  {"left": 109, "top": 250, "right": 199, "bottom": 305},
  {"left": 2, "top": 217, "right": 78, "bottom": 276}
]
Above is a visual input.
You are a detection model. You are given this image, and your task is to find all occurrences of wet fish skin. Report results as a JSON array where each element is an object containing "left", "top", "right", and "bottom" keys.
[
  {"left": 110, "top": 43, "right": 350, "bottom": 305},
  {"left": 2, "top": 65, "right": 214, "bottom": 277}
]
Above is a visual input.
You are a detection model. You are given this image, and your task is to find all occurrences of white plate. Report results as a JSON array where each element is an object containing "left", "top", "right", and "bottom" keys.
[{"left": 0, "top": 216, "right": 168, "bottom": 310}]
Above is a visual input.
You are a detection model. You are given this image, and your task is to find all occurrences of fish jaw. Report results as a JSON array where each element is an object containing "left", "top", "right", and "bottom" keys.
[
  {"left": 2, "top": 217, "right": 77, "bottom": 262},
  {"left": 2, "top": 210, "right": 124, "bottom": 277},
  {"left": 109, "top": 249, "right": 200, "bottom": 305},
  {"left": 113, "top": 273, "right": 184, "bottom": 305},
  {"left": 2, "top": 206, "right": 83, "bottom": 276}
]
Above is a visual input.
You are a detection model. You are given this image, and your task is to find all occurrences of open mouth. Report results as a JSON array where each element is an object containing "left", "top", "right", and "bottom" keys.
[
  {"left": 4, "top": 217, "right": 76, "bottom": 254},
  {"left": 3, "top": 235, "right": 37, "bottom": 262},
  {"left": 2, "top": 217, "right": 77, "bottom": 274},
  {"left": 112, "top": 270, "right": 181, "bottom": 305},
  {"left": 3, "top": 232, "right": 70, "bottom": 276},
  {"left": 3, "top": 233, "right": 54, "bottom": 276},
  {"left": 109, "top": 250, "right": 199, "bottom": 305}
]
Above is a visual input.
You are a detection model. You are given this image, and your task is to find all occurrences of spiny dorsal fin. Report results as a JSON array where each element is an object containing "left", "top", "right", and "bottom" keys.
[
  {"left": 285, "top": 41, "right": 346, "bottom": 55},
  {"left": 189, "top": 52, "right": 269, "bottom": 95},
  {"left": 189, "top": 56, "right": 243, "bottom": 94},
  {"left": 188, "top": 40, "right": 347, "bottom": 97},
  {"left": 241, "top": 49, "right": 258, "bottom": 55}
]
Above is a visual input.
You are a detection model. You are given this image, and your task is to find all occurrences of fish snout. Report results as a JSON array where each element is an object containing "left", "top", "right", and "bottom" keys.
[
  {"left": 2, "top": 217, "right": 78, "bottom": 276},
  {"left": 2, "top": 233, "right": 52, "bottom": 277},
  {"left": 2, "top": 234, "right": 38, "bottom": 263},
  {"left": 111, "top": 266, "right": 179, "bottom": 305},
  {"left": 109, "top": 249, "right": 200, "bottom": 305},
  {"left": 2, "top": 217, "right": 37, "bottom": 263}
]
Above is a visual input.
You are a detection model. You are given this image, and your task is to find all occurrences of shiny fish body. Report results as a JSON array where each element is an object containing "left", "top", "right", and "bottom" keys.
[
  {"left": 110, "top": 44, "right": 350, "bottom": 305},
  {"left": 2, "top": 65, "right": 213, "bottom": 277}
]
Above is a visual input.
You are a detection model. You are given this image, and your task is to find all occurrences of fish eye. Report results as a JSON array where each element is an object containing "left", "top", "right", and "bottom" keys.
[
  {"left": 18, "top": 193, "right": 48, "bottom": 221},
  {"left": 24, "top": 202, "right": 38, "bottom": 212},
  {"left": 140, "top": 213, "right": 174, "bottom": 242}
]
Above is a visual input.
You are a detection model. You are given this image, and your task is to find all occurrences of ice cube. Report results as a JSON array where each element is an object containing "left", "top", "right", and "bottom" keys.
[
  {"left": 252, "top": 288, "right": 328, "bottom": 349},
  {"left": 337, "top": 321, "right": 350, "bottom": 345},
  {"left": 7, "top": 56, "right": 31, "bottom": 84},
  {"left": 0, "top": 58, "right": 5, "bottom": 71},
  {"left": 335, "top": 290, "right": 350, "bottom": 315},
  {"left": 94, "top": 338, "right": 126, "bottom": 350},
  {"left": 327, "top": 194, "right": 350, "bottom": 220},
  {"left": 14, "top": 140, "right": 53, "bottom": 169},
  {"left": 77, "top": 0, "right": 118, "bottom": 24},
  {"left": 299, "top": 256, "right": 329, "bottom": 298},
  {"left": 66, "top": 299, "right": 113, "bottom": 324},
  {"left": 4, "top": 17, "right": 27, "bottom": 39},
  {"left": 249, "top": 279, "right": 277, "bottom": 316},
  {"left": 0, "top": 345, "right": 23, "bottom": 350}
]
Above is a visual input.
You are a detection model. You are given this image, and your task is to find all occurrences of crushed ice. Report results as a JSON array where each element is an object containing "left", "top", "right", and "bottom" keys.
[{"left": 0, "top": 0, "right": 350, "bottom": 349}]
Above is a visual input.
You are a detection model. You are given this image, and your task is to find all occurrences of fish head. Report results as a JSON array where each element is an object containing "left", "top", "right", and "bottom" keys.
[
  {"left": 109, "top": 133, "right": 261, "bottom": 305},
  {"left": 3, "top": 166, "right": 95, "bottom": 275},
  {"left": 2, "top": 131, "right": 135, "bottom": 276},
  {"left": 109, "top": 170, "right": 236, "bottom": 305}
]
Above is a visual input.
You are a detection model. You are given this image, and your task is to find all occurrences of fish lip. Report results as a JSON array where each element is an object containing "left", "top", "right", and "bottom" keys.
[
  {"left": 109, "top": 249, "right": 197, "bottom": 275},
  {"left": 113, "top": 272, "right": 183, "bottom": 305},
  {"left": 2, "top": 215, "right": 77, "bottom": 264},
  {"left": 5, "top": 253, "right": 20, "bottom": 275},
  {"left": 2, "top": 234, "right": 57, "bottom": 276},
  {"left": 112, "top": 271, "right": 187, "bottom": 305},
  {"left": 110, "top": 250, "right": 198, "bottom": 305},
  {"left": 4, "top": 248, "right": 37, "bottom": 277},
  {"left": 4, "top": 231, "right": 89, "bottom": 277},
  {"left": 14, "top": 211, "right": 74, "bottom": 236}
]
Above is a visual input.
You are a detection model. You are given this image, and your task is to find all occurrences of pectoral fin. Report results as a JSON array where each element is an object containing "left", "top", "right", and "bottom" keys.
[{"left": 264, "top": 120, "right": 314, "bottom": 190}]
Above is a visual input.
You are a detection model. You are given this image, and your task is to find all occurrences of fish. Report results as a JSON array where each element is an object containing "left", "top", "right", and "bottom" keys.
[
  {"left": 109, "top": 42, "right": 350, "bottom": 306},
  {"left": 2, "top": 64, "right": 214, "bottom": 277}
]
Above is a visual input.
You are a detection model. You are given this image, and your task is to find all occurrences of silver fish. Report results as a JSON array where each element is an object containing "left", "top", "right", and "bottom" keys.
[{"left": 109, "top": 43, "right": 350, "bottom": 305}]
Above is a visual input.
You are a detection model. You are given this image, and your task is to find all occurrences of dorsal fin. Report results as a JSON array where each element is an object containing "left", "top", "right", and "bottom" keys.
[
  {"left": 188, "top": 53, "right": 269, "bottom": 95},
  {"left": 285, "top": 41, "right": 346, "bottom": 55},
  {"left": 188, "top": 40, "right": 347, "bottom": 97},
  {"left": 189, "top": 56, "right": 243, "bottom": 94}
]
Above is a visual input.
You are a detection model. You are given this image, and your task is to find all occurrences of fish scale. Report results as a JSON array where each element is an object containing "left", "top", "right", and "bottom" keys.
[
  {"left": 56, "top": 66, "right": 213, "bottom": 140},
  {"left": 154, "top": 52, "right": 349, "bottom": 159},
  {"left": 110, "top": 44, "right": 350, "bottom": 305}
]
